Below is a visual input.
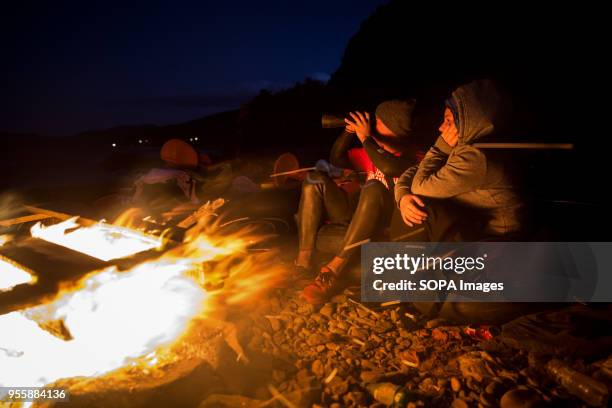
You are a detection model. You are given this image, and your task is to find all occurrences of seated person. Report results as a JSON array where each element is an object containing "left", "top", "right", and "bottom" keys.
[
  {"left": 297, "top": 100, "right": 420, "bottom": 304},
  {"left": 395, "top": 79, "right": 524, "bottom": 241}
]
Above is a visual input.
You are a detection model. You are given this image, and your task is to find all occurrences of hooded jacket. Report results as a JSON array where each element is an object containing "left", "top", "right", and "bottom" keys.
[{"left": 394, "top": 80, "right": 523, "bottom": 236}]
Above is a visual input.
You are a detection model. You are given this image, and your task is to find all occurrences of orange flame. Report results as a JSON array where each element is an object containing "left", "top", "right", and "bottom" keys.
[{"left": 0, "top": 212, "right": 286, "bottom": 391}]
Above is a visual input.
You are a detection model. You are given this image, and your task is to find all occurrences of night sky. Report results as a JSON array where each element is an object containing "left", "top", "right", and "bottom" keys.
[{"left": 1, "top": 0, "right": 387, "bottom": 137}]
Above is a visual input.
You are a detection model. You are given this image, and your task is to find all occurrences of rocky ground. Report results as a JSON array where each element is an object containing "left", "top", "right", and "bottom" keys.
[{"left": 218, "top": 287, "right": 612, "bottom": 408}]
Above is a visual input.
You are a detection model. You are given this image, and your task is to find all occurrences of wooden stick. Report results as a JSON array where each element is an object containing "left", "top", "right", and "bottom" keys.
[
  {"left": 24, "top": 205, "right": 97, "bottom": 226},
  {"left": 270, "top": 167, "right": 316, "bottom": 177},
  {"left": 404, "top": 312, "right": 417, "bottom": 322},
  {"left": 0, "top": 213, "right": 53, "bottom": 227},
  {"left": 352, "top": 338, "right": 366, "bottom": 347},
  {"left": 343, "top": 238, "right": 371, "bottom": 251},
  {"left": 348, "top": 298, "right": 379, "bottom": 317},
  {"left": 267, "top": 385, "right": 297, "bottom": 408},
  {"left": 401, "top": 359, "right": 418, "bottom": 368},
  {"left": 324, "top": 367, "right": 339, "bottom": 384},
  {"left": 473, "top": 143, "right": 573, "bottom": 150},
  {"left": 392, "top": 228, "right": 426, "bottom": 242}
]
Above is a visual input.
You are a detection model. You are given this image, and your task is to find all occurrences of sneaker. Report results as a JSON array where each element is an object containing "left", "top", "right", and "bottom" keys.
[{"left": 301, "top": 268, "right": 340, "bottom": 304}]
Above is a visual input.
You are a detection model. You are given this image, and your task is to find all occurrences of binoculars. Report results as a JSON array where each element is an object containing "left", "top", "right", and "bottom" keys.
[{"left": 321, "top": 113, "right": 347, "bottom": 129}]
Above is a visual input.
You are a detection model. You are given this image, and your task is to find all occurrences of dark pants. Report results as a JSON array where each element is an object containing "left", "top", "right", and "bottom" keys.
[
  {"left": 297, "top": 171, "right": 394, "bottom": 260},
  {"left": 391, "top": 198, "right": 489, "bottom": 242}
]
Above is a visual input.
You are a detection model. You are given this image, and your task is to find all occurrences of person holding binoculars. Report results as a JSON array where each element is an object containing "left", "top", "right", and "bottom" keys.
[{"left": 296, "top": 99, "right": 420, "bottom": 304}]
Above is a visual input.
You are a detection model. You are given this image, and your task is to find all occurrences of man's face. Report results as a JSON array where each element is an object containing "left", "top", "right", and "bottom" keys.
[
  {"left": 439, "top": 107, "right": 459, "bottom": 147},
  {"left": 374, "top": 118, "right": 401, "bottom": 153},
  {"left": 375, "top": 117, "right": 396, "bottom": 138},
  {"left": 439, "top": 107, "right": 457, "bottom": 135}
]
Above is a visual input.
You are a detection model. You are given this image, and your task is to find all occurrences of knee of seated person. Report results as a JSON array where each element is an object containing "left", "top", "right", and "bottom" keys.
[
  {"left": 304, "top": 170, "right": 331, "bottom": 185},
  {"left": 302, "top": 171, "right": 329, "bottom": 191},
  {"left": 361, "top": 180, "right": 386, "bottom": 199}
]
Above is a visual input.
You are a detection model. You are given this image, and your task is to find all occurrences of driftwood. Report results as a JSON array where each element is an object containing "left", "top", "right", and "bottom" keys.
[
  {"left": 0, "top": 213, "right": 53, "bottom": 227},
  {"left": 472, "top": 143, "right": 573, "bottom": 150},
  {"left": 24, "top": 205, "right": 98, "bottom": 226}
]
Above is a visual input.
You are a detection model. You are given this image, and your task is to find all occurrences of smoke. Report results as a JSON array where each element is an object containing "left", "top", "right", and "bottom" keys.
[{"left": 0, "top": 192, "right": 25, "bottom": 223}]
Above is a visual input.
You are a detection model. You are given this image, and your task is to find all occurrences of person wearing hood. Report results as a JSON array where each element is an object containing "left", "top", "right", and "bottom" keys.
[
  {"left": 298, "top": 99, "right": 420, "bottom": 304},
  {"left": 395, "top": 79, "right": 524, "bottom": 240}
]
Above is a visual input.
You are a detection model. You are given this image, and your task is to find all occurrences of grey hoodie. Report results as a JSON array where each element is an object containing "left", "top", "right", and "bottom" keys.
[{"left": 394, "top": 80, "right": 523, "bottom": 236}]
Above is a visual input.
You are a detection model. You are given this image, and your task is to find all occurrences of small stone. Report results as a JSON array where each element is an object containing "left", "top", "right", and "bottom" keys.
[
  {"left": 451, "top": 377, "right": 462, "bottom": 392},
  {"left": 320, "top": 303, "right": 335, "bottom": 319},
  {"left": 343, "top": 391, "right": 367, "bottom": 406},
  {"left": 293, "top": 316, "right": 306, "bottom": 328},
  {"left": 348, "top": 326, "right": 367, "bottom": 340},
  {"left": 361, "top": 359, "right": 376, "bottom": 370},
  {"left": 431, "top": 328, "right": 448, "bottom": 342},
  {"left": 418, "top": 377, "right": 436, "bottom": 393},
  {"left": 326, "top": 342, "right": 340, "bottom": 351},
  {"left": 311, "top": 359, "right": 325, "bottom": 377},
  {"left": 331, "top": 294, "right": 348, "bottom": 303},
  {"left": 306, "top": 333, "right": 326, "bottom": 346},
  {"left": 451, "top": 398, "right": 469, "bottom": 408},
  {"left": 360, "top": 370, "right": 383, "bottom": 383},
  {"left": 268, "top": 317, "right": 281, "bottom": 331},
  {"left": 310, "top": 313, "right": 325, "bottom": 324},
  {"left": 328, "top": 376, "right": 349, "bottom": 396},
  {"left": 425, "top": 318, "right": 446, "bottom": 329},
  {"left": 500, "top": 388, "right": 543, "bottom": 408},
  {"left": 297, "top": 303, "right": 315, "bottom": 315},
  {"left": 374, "top": 320, "right": 394, "bottom": 333}
]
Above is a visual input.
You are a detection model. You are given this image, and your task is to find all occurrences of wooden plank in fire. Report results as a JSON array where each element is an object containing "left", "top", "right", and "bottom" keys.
[
  {"left": 23, "top": 205, "right": 98, "bottom": 226},
  {"left": 0, "top": 236, "right": 173, "bottom": 315},
  {"left": 0, "top": 237, "right": 109, "bottom": 314},
  {"left": 176, "top": 198, "right": 225, "bottom": 229},
  {"left": 0, "top": 213, "right": 54, "bottom": 227}
]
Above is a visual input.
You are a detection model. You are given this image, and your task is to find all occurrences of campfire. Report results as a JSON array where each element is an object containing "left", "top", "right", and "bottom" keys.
[{"left": 0, "top": 207, "right": 285, "bottom": 404}]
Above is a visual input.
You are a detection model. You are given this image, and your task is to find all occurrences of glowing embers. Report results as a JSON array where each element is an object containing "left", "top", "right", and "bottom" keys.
[
  {"left": 30, "top": 217, "right": 163, "bottom": 261},
  {"left": 0, "top": 257, "right": 36, "bottom": 292}
]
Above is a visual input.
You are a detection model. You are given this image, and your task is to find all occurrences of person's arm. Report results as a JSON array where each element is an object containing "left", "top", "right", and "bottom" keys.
[
  {"left": 410, "top": 136, "right": 486, "bottom": 198},
  {"left": 362, "top": 138, "right": 416, "bottom": 177},
  {"left": 329, "top": 130, "right": 358, "bottom": 169},
  {"left": 394, "top": 164, "right": 419, "bottom": 204},
  {"left": 394, "top": 165, "right": 429, "bottom": 226}
]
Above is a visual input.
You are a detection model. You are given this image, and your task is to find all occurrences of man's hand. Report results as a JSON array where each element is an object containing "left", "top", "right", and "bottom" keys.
[
  {"left": 399, "top": 194, "right": 428, "bottom": 226},
  {"left": 441, "top": 123, "right": 459, "bottom": 147},
  {"left": 344, "top": 111, "right": 371, "bottom": 143}
]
